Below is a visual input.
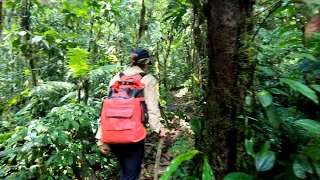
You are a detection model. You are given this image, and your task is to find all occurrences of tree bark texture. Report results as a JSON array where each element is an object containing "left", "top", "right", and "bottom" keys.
[
  {"left": 192, "top": 6, "right": 205, "bottom": 87},
  {"left": 198, "top": 0, "right": 254, "bottom": 179},
  {"left": 21, "top": 0, "right": 37, "bottom": 87},
  {"left": 163, "top": 33, "right": 173, "bottom": 89},
  {"left": 0, "top": 0, "right": 3, "bottom": 35},
  {"left": 136, "top": 0, "right": 146, "bottom": 47}
]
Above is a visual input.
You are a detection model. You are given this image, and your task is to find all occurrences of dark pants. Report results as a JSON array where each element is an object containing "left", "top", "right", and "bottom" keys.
[{"left": 110, "top": 139, "right": 145, "bottom": 180}]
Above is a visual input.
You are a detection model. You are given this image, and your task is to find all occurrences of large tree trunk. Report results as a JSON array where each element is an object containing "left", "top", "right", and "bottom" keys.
[{"left": 197, "top": 0, "right": 254, "bottom": 179}]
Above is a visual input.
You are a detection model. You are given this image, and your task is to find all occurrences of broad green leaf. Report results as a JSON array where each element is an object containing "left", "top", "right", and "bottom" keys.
[
  {"left": 305, "top": 140, "right": 320, "bottom": 161},
  {"left": 63, "top": 121, "right": 70, "bottom": 129},
  {"left": 257, "top": 66, "right": 276, "bottom": 76},
  {"left": 270, "top": 88, "right": 288, "bottom": 96},
  {"left": 293, "top": 155, "right": 313, "bottom": 179},
  {"left": 257, "top": 90, "right": 273, "bottom": 108},
  {"left": 265, "top": 105, "right": 281, "bottom": 129},
  {"left": 255, "top": 150, "right": 276, "bottom": 172},
  {"left": 46, "top": 152, "right": 59, "bottom": 166},
  {"left": 160, "top": 150, "right": 200, "bottom": 180},
  {"left": 202, "top": 156, "right": 215, "bottom": 180},
  {"left": 12, "top": 38, "right": 21, "bottom": 49},
  {"left": 190, "top": 118, "right": 201, "bottom": 136},
  {"left": 311, "top": 84, "right": 320, "bottom": 93},
  {"left": 7, "top": 134, "right": 21, "bottom": 146},
  {"left": 68, "top": 155, "right": 74, "bottom": 165},
  {"left": 279, "top": 39, "right": 303, "bottom": 48},
  {"left": 0, "top": 132, "right": 13, "bottom": 144},
  {"left": 294, "top": 119, "right": 320, "bottom": 135},
  {"left": 313, "top": 161, "right": 320, "bottom": 178},
  {"left": 21, "top": 142, "right": 34, "bottom": 152},
  {"left": 288, "top": 53, "right": 316, "bottom": 61},
  {"left": 280, "top": 78, "right": 319, "bottom": 104},
  {"left": 224, "top": 172, "right": 252, "bottom": 180},
  {"left": 71, "top": 120, "right": 80, "bottom": 131},
  {"left": 60, "top": 91, "right": 78, "bottom": 103},
  {"left": 0, "top": 147, "right": 22, "bottom": 157},
  {"left": 260, "top": 141, "right": 270, "bottom": 154},
  {"left": 245, "top": 139, "right": 255, "bottom": 156}
]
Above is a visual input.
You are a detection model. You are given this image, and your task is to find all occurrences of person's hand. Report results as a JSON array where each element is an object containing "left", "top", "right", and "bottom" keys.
[
  {"left": 101, "top": 148, "right": 110, "bottom": 154},
  {"left": 100, "top": 144, "right": 110, "bottom": 155},
  {"left": 159, "top": 128, "right": 166, "bottom": 137}
]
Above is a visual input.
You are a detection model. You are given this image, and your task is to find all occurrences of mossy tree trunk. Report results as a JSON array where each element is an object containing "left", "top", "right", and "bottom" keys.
[
  {"left": 0, "top": 0, "right": 4, "bottom": 35},
  {"left": 21, "top": 0, "right": 37, "bottom": 87},
  {"left": 197, "top": 0, "right": 255, "bottom": 179},
  {"left": 136, "top": 0, "right": 146, "bottom": 47},
  {"left": 192, "top": 5, "right": 205, "bottom": 90}
]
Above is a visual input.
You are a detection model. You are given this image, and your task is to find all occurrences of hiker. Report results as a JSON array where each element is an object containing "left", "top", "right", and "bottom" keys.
[{"left": 95, "top": 48, "right": 166, "bottom": 180}]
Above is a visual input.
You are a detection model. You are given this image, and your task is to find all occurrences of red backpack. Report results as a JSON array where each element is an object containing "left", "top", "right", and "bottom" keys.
[{"left": 99, "top": 72, "right": 148, "bottom": 144}]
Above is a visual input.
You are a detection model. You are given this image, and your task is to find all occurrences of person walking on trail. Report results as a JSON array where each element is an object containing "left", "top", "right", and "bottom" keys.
[{"left": 95, "top": 48, "right": 166, "bottom": 180}]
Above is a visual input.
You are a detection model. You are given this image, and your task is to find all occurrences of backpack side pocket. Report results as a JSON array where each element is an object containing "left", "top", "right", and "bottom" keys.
[{"left": 140, "top": 101, "right": 148, "bottom": 124}]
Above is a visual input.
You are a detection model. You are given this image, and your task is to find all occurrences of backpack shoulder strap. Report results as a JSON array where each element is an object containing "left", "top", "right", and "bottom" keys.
[
  {"left": 139, "top": 72, "right": 146, "bottom": 78},
  {"left": 119, "top": 72, "right": 125, "bottom": 78}
]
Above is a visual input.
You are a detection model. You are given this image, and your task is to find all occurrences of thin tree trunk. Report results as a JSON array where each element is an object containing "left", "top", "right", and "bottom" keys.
[
  {"left": 0, "top": 0, "right": 4, "bottom": 35},
  {"left": 194, "top": 14, "right": 205, "bottom": 87},
  {"left": 147, "top": 0, "right": 155, "bottom": 25},
  {"left": 8, "top": 6, "right": 15, "bottom": 28},
  {"left": 21, "top": 0, "right": 36, "bottom": 87},
  {"left": 82, "top": 15, "right": 96, "bottom": 105},
  {"left": 197, "top": 0, "right": 254, "bottom": 179},
  {"left": 163, "top": 32, "right": 173, "bottom": 88},
  {"left": 83, "top": 79, "right": 89, "bottom": 104},
  {"left": 136, "top": 0, "right": 146, "bottom": 47},
  {"left": 78, "top": 87, "right": 81, "bottom": 104},
  {"left": 156, "top": 41, "right": 161, "bottom": 82}
]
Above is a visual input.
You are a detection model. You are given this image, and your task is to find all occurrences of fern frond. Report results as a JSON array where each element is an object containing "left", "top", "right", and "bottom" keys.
[{"left": 67, "top": 48, "right": 92, "bottom": 78}]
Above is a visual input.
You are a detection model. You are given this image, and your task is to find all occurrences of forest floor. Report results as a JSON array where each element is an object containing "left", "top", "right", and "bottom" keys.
[{"left": 140, "top": 88, "right": 196, "bottom": 180}]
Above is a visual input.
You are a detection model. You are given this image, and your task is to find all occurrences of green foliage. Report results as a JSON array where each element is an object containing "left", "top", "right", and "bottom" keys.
[
  {"left": 294, "top": 119, "right": 320, "bottom": 135},
  {"left": 160, "top": 150, "right": 215, "bottom": 180},
  {"left": 224, "top": 172, "right": 252, "bottom": 180},
  {"left": 255, "top": 150, "right": 276, "bottom": 172},
  {"left": 280, "top": 78, "right": 319, "bottom": 104},
  {"left": 305, "top": 140, "right": 320, "bottom": 161},
  {"left": 245, "top": 139, "right": 255, "bottom": 157},
  {"left": 189, "top": 116, "right": 201, "bottom": 137},
  {"left": 67, "top": 48, "right": 92, "bottom": 78},
  {"left": 202, "top": 157, "right": 215, "bottom": 180},
  {"left": 160, "top": 150, "right": 200, "bottom": 180},
  {"left": 293, "top": 155, "right": 313, "bottom": 179},
  {"left": 1, "top": 0, "right": 320, "bottom": 179},
  {"left": 0, "top": 103, "right": 117, "bottom": 179},
  {"left": 257, "top": 90, "right": 273, "bottom": 108}
]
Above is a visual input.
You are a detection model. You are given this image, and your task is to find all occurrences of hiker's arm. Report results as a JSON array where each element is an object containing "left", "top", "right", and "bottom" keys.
[
  {"left": 95, "top": 126, "right": 110, "bottom": 150},
  {"left": 144, "top": 76, "right": 162, "bottom": 133}
]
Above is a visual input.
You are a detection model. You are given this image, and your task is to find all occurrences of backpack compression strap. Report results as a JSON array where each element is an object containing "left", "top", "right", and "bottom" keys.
[
  {"left": 118, "top": 72, "right": 146, "bottom": 85},
  {"left": 119, "top": 72, "right": 146, "bottom": 78}
]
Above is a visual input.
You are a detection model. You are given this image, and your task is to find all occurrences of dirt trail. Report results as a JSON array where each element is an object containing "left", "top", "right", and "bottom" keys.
[{"left": 140, "top": 88, "right": 195, "bottom": 180}]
